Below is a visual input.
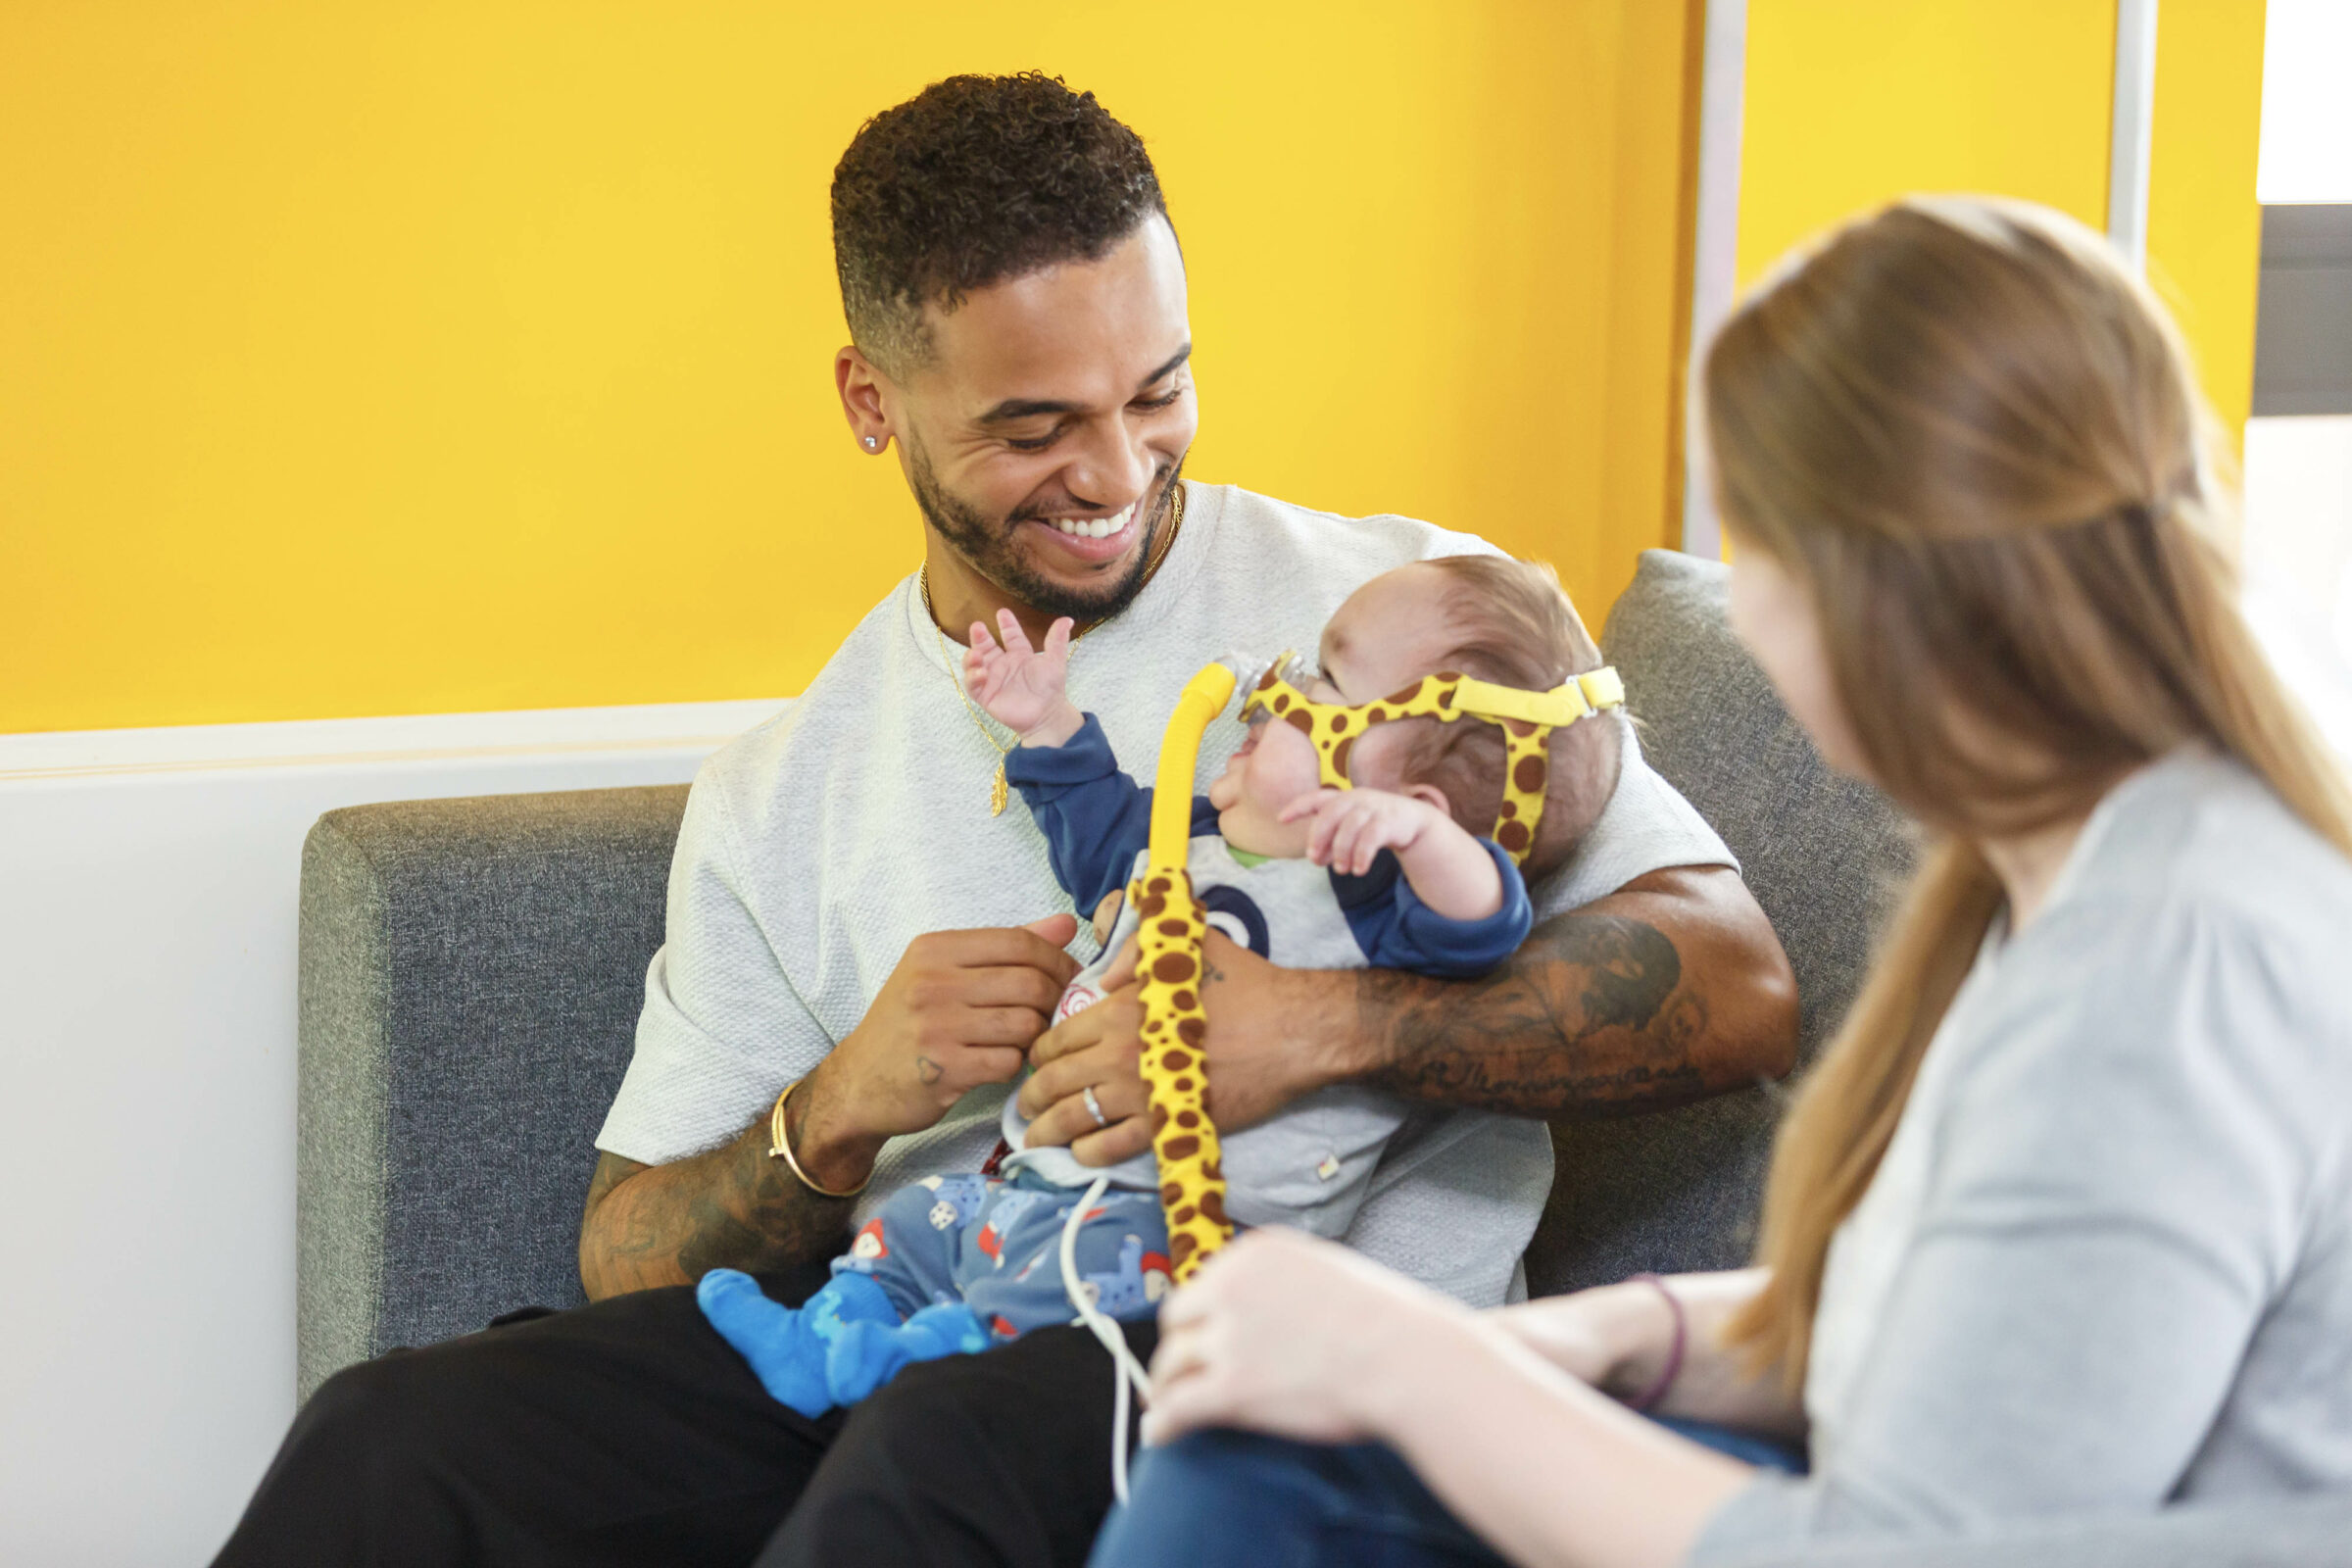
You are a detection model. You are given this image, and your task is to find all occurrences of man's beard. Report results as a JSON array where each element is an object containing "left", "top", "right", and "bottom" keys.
[{"left": 907, "top": 438, "right": 1185, "bottom": 624}]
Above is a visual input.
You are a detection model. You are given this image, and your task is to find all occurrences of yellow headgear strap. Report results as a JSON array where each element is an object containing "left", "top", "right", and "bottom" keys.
[{"left": 1240, "top": 656, "right": 1626, "bottom": 863}]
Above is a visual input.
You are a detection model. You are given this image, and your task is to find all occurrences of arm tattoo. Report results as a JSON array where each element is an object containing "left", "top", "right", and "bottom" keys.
[
  {"left": 1356, "top": 911, "right": 1716, "bottom": 1117},
  {"left": 674, "top": 1136, "right": 856, "bottom": 1282},
  {"left": 581, "top": 1121, "right": 857, "bottom": 1298}
]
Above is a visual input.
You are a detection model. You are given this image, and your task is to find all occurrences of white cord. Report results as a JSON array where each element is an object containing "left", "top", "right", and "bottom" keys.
[{"left": 1059, "top": 1175, "right": 1154, "bottom": 1505}]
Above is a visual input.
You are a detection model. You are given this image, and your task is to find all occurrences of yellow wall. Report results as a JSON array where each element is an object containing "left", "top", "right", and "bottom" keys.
[
  {"left": 1738, "top": 0, "right": 2267, "bottom": 441},
  {"left": 2146, "top": 0, "right": 2268, "bottom": 439},
  {"left": 0, "top": 2, "right": 1699, "bottom": 734}
]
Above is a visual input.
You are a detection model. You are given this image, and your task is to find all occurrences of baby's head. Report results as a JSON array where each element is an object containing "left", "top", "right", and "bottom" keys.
[{"left": 1209, "top": 555, "right": 1622, "bottom": 878}]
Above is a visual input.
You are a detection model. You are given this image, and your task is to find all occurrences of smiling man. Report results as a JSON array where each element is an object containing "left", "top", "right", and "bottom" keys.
[{"left": 216, "top": 74, "right": 1795, "bottom": 1568}]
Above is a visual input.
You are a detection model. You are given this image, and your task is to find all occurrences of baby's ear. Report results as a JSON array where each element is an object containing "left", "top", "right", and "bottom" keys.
[{"left": 1400, "top": 781, "right": 1454, "bottom": 818}]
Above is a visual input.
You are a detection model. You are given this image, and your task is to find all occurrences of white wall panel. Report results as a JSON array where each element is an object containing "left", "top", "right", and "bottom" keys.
[{"left": 0, "top": 701, "right": 781, "bottom": 1566}]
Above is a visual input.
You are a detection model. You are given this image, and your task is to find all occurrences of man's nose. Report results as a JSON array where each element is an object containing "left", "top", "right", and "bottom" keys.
[{"left": 1061, "top": 418, "right": 1155, "bottom": 514}]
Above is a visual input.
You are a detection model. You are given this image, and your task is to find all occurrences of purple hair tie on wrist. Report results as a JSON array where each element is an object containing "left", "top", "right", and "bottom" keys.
[{"left": 1624, "top": 1272, "right": 1687, "bottom": 1413}]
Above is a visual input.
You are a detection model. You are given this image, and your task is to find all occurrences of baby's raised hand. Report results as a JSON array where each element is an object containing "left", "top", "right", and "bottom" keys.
[
  {"left": 1279, "top": 788, "right": 1441, "bottom": 876},
  {"left": 965, "top": 609, "right": 1081, "bottom": 743}
]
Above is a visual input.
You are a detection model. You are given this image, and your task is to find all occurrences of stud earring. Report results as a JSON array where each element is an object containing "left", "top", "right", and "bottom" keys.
[{"left": 862, "top": 436, "right": 880, "bottom": 451}]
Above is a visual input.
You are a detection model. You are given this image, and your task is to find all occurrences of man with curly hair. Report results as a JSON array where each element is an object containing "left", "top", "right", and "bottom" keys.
[{"left": 215, "top": 73, "right": 1795, "bottom": 1568}]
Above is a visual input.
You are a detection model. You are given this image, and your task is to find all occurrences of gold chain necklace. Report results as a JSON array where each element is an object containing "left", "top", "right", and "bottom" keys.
[{"left": 920, "top": 481, "right": 1187, "bottom": 816}]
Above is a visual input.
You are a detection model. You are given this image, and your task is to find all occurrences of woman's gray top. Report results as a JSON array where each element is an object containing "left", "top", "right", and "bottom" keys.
[{"left": 1692, "top": 750, "right": 2352, "bottom": 1558}]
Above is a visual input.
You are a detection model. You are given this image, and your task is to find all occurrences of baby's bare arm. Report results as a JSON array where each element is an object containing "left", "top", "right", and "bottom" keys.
[
  {"left": 1287, "top": 789, "right": 1502, "bottom": 921},
  {"left": 1388, "top": 805, "right": 1506, "bottom": 920}
]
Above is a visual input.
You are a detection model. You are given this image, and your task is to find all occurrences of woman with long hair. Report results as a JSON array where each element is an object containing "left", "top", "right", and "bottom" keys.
[{"left": 1087, "top": 196, "right": 2352, "bottom": 1566}]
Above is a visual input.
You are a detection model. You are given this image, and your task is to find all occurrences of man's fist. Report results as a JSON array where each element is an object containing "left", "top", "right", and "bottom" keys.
[{"left": 808, "top": 915, "right": 1079, "bottom": 1147}]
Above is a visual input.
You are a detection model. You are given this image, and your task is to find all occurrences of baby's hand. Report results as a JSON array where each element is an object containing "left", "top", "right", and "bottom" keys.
[
  {"left": 965, "top": 609, "right": 1079, "bottom": 742},
  {"left": 1279, "top": 788, "right": 1442, "bottom": 876},
  {"left": 1090, "top": 888, "right": 1126, "bottom": 947}
]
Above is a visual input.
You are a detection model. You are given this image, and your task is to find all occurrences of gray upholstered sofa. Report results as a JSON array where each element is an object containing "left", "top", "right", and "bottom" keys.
[{"left": 296, "top": 549, "right": 2348, "bottom": 1565}]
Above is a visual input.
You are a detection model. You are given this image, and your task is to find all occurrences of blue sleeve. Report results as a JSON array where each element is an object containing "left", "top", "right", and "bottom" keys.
[
  {"left": 1003, "top": 713, "right": 1220, "bottom": 915},
  {"left": 1332, "top": 837, "right": 1533, "bottom": 978}
]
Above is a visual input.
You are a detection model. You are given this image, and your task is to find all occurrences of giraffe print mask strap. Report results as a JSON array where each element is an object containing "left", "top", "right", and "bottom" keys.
[
  {"left": 1452, "top": 667, "right": 1625, "bottom": 727},
  {"left": 1240, "top": 656, "right": 1627, "bottom": 864},
  {"left": 1466, "top": 668, "right": 1625, "bottom": 864}
]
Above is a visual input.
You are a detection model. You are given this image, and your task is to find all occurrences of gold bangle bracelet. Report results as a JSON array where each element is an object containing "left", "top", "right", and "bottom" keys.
[{"left": 766, "top": 1077, "right": 869, "bottom": 1200}]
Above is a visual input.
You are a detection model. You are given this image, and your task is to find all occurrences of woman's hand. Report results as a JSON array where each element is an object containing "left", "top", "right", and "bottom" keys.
[
  {"left": 964, "top": 609, "right": 1084, "bottom": 746},
  {"left": 1491, "top": 1282, "right": 1678, "bottom": 1399},
  {"left": 1146, "top": 1227, "right": 1470, "bottom": 1446},
  {"left": 1496, "top": 1269, "right": 1800, "bottom": 1435}
]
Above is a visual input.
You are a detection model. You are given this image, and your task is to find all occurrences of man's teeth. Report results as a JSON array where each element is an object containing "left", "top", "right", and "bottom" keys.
[{"left": 1049, "top": 505, "right": 1134, "bottom": 540}]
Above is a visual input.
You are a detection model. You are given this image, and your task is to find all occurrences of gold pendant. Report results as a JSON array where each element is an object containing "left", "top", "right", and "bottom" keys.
[{"left": 991, "top": 759, "right": 1010, "bottom": 816}]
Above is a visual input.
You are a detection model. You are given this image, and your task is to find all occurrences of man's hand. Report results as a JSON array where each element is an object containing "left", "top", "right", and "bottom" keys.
[
  {"left": 1017, "top": 930, "right": 1352, "bottom": 1163},
  {"left": 805, "top": 915, "right": 1081, "bottom": 1161},
  {"left": 577, "top": 913, "right": 1079, "bottom": 1299}
]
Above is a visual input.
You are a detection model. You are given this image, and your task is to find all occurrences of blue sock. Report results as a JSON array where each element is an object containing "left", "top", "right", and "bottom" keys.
[
  {"left": 822, "top": 1299, "right": 992, "bottom": 1407},
  {"left": 697, "top": 1269, "right": 903, "bottom": 1417}
]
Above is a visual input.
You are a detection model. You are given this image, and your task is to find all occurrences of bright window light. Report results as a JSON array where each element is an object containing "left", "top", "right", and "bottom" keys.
[
  {"left": 2243, "top": 416, "right": 2352, "bottom": 756},
  {"left": 2258, "top": 0, "right": 2352, "bottom": 203}
]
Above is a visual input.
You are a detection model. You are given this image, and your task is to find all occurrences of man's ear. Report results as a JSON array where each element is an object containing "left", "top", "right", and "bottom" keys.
[{"left": 836, "top": 345, "right": 895, "bottom": 455}]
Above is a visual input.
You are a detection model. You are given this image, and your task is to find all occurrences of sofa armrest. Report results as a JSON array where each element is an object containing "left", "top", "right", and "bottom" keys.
[{"left": 296, "top": 785, "right": 687, "bottom": 1397}]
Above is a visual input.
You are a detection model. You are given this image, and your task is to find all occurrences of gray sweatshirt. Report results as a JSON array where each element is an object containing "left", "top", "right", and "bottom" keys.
[{"left": 1693, "top": 750, "right": 2352, "bottom": 1558}]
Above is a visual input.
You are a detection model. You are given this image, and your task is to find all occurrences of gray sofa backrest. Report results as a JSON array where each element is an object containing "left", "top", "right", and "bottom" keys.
[
  {"left": 1527, "top": 550, "right": 1913, "bottom": 1294},
  {"left": 297, "top": 548, "right": 1914, "bottom": 1395}
]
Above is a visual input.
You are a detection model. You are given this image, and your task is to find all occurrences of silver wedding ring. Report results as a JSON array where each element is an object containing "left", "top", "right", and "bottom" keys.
[{"left": 1082, "top": 1085, "right": 1108, "bottom": 1130}]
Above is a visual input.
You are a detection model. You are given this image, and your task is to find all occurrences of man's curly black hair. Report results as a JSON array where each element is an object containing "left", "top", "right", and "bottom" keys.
[{"left": 832, "top": 73, "right": 1170, "bottom": 375}]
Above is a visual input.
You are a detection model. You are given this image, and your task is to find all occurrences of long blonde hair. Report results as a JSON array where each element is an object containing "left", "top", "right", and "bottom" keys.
[{"left": 1707, "top": 197, "right": 2352, "bottom": 1387}]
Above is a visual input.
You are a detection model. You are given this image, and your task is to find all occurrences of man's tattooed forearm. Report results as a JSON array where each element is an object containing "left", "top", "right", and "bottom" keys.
[
  {"left": 1355, "top": 912, "right": 1719, "bottom": 1116},
  {"left": 672, "top": 1134, "right": 856, "bottom": 1281},
  {"left": 583, "top": 1128, "right": 855, "bottom": 1296}
]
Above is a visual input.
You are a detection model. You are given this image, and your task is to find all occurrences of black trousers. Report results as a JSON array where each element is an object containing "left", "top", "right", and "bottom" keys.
[{"left": 213, "top": 1263, "right": 1155, "bottom": 1568}]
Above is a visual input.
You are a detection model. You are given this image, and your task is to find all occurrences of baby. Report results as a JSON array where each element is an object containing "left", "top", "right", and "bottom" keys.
[{"left": 698, "top": 554, "right": 1624, "bottom": 1417}]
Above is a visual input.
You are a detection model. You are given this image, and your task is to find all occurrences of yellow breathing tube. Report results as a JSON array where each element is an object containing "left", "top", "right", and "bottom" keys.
[{"left": 1127, "top": 661, "right": 1239, "bottom": 1283}]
